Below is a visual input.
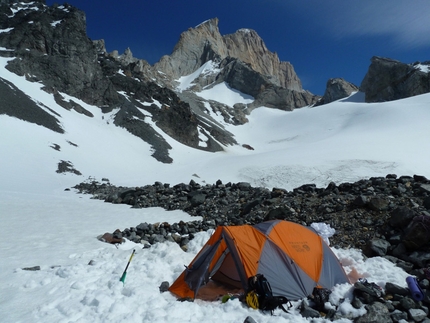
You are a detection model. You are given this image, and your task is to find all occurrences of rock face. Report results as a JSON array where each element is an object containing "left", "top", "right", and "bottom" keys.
[
  {"left": 360, "top": 56, "right": 430, "bottom": 102},
  {"left": 1, "top": 0, "right": 111, "bottom": 106},
  {"left": 153, "top": 18, "right": 318, "bottom": 110},
  {"left": 0, "top": 76, "right": 64, "bottom": 133},
  {"left": 155, "top": 19, "right": 302, "bottom": 91},
  {"left": 315, "top": 78, "right": 359, "bottom": 106}
]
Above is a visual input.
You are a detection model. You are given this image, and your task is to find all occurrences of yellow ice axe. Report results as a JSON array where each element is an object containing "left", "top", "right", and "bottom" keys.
[{"left": 119, "top": 249, "right": 135, "bottom": 284}]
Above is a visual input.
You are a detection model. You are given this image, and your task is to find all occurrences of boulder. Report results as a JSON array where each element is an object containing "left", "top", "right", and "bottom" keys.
[
  {"left": 365, "top": 238, "right": 391, "bottom": 257},
  {"left": 403, "top": 215, "right": 430, "bottom": 250},
  {"left": 390, "top": 207, "right": 418, "bottom": 228},
  {"left": 98, "top": 232, "right": 124, "bottom": 244},
  {"left": 315, "top": 78, "right": 359, "bottom": 106},
  {"left": 354, "top": 302, "right": 392, "bottom": 323},
  {"left": 360, "top": 56, "right": 430, "bottom": 102}
]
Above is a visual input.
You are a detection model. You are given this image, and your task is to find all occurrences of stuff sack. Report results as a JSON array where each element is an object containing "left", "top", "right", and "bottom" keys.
[{"left": 246, "top": 274, "right": 292, "bottom": 314}]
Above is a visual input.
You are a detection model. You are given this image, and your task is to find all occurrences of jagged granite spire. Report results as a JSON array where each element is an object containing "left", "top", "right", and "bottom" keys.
[{"left": 154, "top": 17, "right": 302, "bottom": 92}]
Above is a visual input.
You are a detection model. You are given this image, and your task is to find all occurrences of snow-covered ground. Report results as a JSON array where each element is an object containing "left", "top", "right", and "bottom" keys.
[{"left": 1, "top": 55, "right": 430, "bottom": 322}]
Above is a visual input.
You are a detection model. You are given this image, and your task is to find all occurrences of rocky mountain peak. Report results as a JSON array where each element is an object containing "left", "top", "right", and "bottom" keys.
[
  {"left": 193, "top": 17, "right": 221, "bottom": 36},
  {"left": 151, "top": 17, "right": 317, "bottom": 113},
  {"left": 154, "top": 18, "right": 226, "bottom": 79},
  {"left": 154, "top": 17, "right": 303, "bottom": 92},
  {"left": 224, "top": 28, "right": 302, "bottom": 91}
]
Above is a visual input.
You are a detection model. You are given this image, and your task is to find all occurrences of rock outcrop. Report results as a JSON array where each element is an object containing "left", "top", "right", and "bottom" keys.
[
  {"left": 315, "top": 78, "right": 359, "bottom": 106},
  {"left": 360, "top": 56, "right": 430, "bottom": 102}
]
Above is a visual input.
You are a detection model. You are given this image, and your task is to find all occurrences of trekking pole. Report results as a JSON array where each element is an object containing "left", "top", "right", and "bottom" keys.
[{"left": 120, "top": 249, "right": 135, "bottom": 284}]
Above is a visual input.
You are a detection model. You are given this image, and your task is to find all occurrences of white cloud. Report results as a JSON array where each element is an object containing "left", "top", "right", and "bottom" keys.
[
  {"left": 337, "top": 2, "right": 430, "bottom": 47},
  {"left": 284, "top": 0, "right": 430, "bottom": 48}
]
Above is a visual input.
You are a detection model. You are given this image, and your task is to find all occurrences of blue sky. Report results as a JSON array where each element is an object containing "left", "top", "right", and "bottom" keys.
[{"left": 46, "top": 0, "right": 430, "bottom": 95}]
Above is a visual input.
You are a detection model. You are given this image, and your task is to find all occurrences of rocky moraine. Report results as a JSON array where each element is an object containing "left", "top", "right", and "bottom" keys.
[{"left": 73, "top": 174, "right": 430, "bottom": 272}]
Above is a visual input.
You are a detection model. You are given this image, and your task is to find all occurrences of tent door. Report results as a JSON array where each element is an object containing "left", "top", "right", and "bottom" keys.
[{"left": 211, "top": 252, "right": 242, "bottom": 289}]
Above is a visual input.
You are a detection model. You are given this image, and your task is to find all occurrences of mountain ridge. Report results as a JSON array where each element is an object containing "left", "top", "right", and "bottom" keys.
[{"left": 0, "top": 0, "right": 429, "bottom": 171}]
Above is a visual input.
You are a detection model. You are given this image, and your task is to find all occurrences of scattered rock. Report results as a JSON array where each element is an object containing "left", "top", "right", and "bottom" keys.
[
  {"left": 159, "top": 281, "right": 170, "bottom": 293},
  {"left": 355, "top": 302, "right": 392, "bottom": 323},
  {"left": 77, "top": 174, "right": 430, "bottom": 270},
  {"left": 22, "top": 266, "right": 40, "bottom": 271}
]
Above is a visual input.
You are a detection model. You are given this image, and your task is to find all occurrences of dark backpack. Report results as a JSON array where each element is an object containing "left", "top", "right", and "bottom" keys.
[{"left": 246, "top": 274, "right": 292, "bottom": 315}]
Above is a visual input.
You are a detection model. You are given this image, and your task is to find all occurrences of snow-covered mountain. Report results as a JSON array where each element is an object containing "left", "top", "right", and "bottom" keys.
[{"left": 1, "top": 0, "right": 430, "bottom": 191}]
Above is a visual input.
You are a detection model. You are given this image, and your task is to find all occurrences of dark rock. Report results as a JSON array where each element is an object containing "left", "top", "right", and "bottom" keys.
[
  {"left": 424, "top": 197, "right": 430, "bottom": 210},
  {"left": 300, "top": 300, "right": 321, "bottom": 318},
  {"left": 383, "top": 255, "right": 414, "bottom": 272},
  {"left": 414, "top": 175, "right": 428, "bottom": 183},
  {"left": 56, "top": 160, "right": 82, "bottom": 175},
  {"left": 354, "top": 302, "right": 392, "bottom": 323},
  {"left": 385, "top": 282, "right": 410, "bottom": 296},
  {"left": 420, "top": 184, "right": 430, "bottom": 194},
  {"left": 353, "top": 195, "right": 368, "bottom": 207},
  {"left": 241, "top": 200, "right": 261, "bottom": 216},
  {"left": 264, "top": 206, "right": 295, "bottom": 221},
  {"left": 365, "top": 238, "right": 391, "bottom": 257},
  {"left": 368, "top": 197, "right": 389, "bottom": 211},
  {"left": 390, "top": 309, "right": 408, "bottom": 322},
  {"left": 351, "top": 296, "right": 363, "bottom": 309},
  {"left": 315, "top": 78, "right": 359, "bottom": 106},
  {"left": 391, "top": 243, "right": 408, "bottom": 259},
  {"left": 189, "top": 193, "right": 206, "bottom": 207},
  {"left": 408, "top": 308, "right": 427, "bottom": 322},
  {"left": 98, "top": 232, "right": 124, "bottom": 244},
  {"left": 243, "top": 316, "right": 257, "bottom": 323},
  {"left": 390, "top": 207, "right": 418, "bottom": 228},
  {"left": 242, "top": 144, "right": 254, "bottom": 150},
  {"left": 406, "top": 251, "right": 430, "bottom": 268},
  {"left": 403, "top": 215, "right": 430, "bottom": 250},
  {"left": 159, "top": 281, "right": 170, "bottom": 293},
  {"left": 360, "top": 56, "right": 430, "bottom": 102},
  {"left": 399, "top": 297, "right": 418, "bottom": 311},
  {"left": 0, "top": 77, "right": 64, "bottom": 133},
  {"left": 236, "top": 182, "right": 251, "bottom": 191},
  {"left": 22, "top": 266, "right": 41, "bottom": 271}
]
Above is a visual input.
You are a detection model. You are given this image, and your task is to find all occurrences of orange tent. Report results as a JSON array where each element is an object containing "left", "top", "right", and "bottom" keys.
[{"left": 169, "top": 220, "right": 350, "bottom": 301}]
